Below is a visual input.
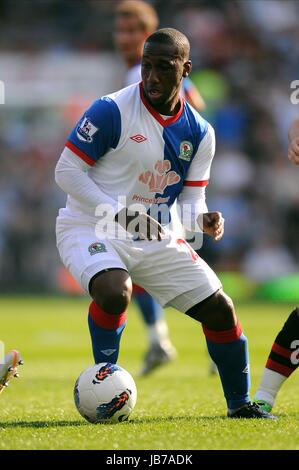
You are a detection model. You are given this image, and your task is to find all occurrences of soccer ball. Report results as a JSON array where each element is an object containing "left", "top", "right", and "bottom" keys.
[{"left": 74, "top": 362, "right": 137, "bottom": 424}]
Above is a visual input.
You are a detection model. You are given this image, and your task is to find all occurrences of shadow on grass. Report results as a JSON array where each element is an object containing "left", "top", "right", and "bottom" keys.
[
  {"left": 0, "top": 415, "right": 226, "bottom": 429},
  {"left": 0, "top": 413, "right": 285, "bottom": 429},
  {"left": 124, "top": 415, "right": 227, "bottom": 425},
  {"left": 127, "top": 414, "right": 285, "bottom": 425},
  {"left": 0, "top": 420, "right": 87, "bottom": 429}
]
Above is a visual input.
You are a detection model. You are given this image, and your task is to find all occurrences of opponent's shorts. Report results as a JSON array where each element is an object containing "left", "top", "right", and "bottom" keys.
[{"left": 56, "top": 211, "right": 222, "bottom": 313}]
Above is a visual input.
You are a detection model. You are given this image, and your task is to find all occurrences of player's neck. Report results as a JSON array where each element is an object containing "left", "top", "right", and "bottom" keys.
[{"left": 152, "top": 96, "right": 181, "bottom": 116}]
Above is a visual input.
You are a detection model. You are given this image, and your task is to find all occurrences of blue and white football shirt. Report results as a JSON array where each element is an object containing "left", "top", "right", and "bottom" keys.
[{"left": 64, "top": 82, "right": 214, "bottom": 221}]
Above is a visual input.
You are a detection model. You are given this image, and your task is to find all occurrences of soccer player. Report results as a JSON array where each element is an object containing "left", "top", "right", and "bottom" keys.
[
  {"left": 254, "top": 119, "right": 299, "bottom": 411},
  {"left": 114, "top": 0, "right": 205, "bottom": 375},
  {"left": 55, "top": 28, "right": 274, "bottom": 418},
  {"left": 115, "top": 0, "right": 206, "bottom": 110},
  {"left": 0, "top": 349, "right": 23, "bottom": 394}
]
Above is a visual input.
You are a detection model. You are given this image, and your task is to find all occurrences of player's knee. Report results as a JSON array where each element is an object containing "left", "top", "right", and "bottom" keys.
[
  {"left": 101, "top": 290, "right": 130, "bottom": 315},
  {"left": 90, "top": 270, "right": 132, "bottom": 315},
  {"left": 94, "top": 286, "right": 132, "bottom": 315},
  {"left": 219, "top": 291, "right": 235, "bottom": 319},
  {"left": 186, "top": 289, "right": 236, "bottom": 330},
  {"left": 206, "top": 290, "right": 236, "bottom": 329}
]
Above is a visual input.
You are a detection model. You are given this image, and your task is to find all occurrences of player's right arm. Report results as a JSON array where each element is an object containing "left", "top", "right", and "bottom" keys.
[
  {"left": 115, "top": 208, "right": 165, "bottom": 241},
  {"left": 288, "top": 118, "right": 299, "bottom": 165},
  {"left": 55, "top": 97, "right": 125, "bottom": 216},
  {"left": 55, "top": 97, "right": 163, "bottom": 240}
]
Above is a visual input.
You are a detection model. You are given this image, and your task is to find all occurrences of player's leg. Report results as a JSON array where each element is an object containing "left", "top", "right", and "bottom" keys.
[
  {"left": 184, "top": 290, "right": 252, "bottom": 416},
  {"left": 135, "top": 236, "right": 275, "bottom": 418},
  {"left": 173, "top": 288, "right": 275, "bottom": 418},
  {"left": 208, "top": 356, "right": 218, "bottom": 376},
  {"left": 88, "top": 268, "right": 132, "bottom": 364},
  {"left": 56, "top": 217, "right": 131, "bottom": 365},
  {"left": 254, "top": 307, "right": 299, "bottom": 411},
  {"left": 0, "top": 349, "right": 23, "bottom": 394},
  {"left": 133, "top": 284, "right": 176, "bottom": 375}
]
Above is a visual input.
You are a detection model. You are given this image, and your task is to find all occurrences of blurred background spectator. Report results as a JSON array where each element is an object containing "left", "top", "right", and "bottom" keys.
[{"left": 0, "top": 0, "right": 298, "bottom": 294}]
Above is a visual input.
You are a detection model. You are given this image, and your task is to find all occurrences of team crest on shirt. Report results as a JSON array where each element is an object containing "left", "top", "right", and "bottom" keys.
[
  {"left": 88, "top": 242, "right": 107, "bottom": 255},
  {"left": 178, "top": 140, "right": 193, "bottom": 161},
  {"left": 77, "top": 117, "right": 99, "bottom": 143}
]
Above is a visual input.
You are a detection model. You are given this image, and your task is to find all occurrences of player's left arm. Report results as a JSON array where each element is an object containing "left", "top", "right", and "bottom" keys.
[
  {"left": 201, "top": 211, "right": 225, "bottom": 241},
  {"left": 177, "top": 123, "right": 224, "bottom": 241}
]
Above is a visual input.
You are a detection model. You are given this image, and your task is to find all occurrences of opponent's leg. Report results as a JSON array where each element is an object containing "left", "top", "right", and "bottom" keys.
[
  {"left": 0, "top": 349, "right": 23, "bottom": 395},
  {"left": 254, "top": 307, "right": 299, "bottom": 411}
]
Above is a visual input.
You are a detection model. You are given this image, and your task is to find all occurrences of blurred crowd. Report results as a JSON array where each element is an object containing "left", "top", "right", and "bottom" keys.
[{"left": 0, "top": 0, "right": 299, "bottom": 292}]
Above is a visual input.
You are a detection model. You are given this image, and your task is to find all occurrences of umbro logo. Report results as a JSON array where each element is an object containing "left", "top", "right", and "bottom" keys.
[
  {"left": 100, "top": 349, "right": 116, "bottom": 356},
  {"left": 130, "top": 134, "right": 147, "bottom": 143}
]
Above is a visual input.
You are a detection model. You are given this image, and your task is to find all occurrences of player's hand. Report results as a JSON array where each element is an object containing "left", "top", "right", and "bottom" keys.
[
  {"left": 115, "top": 208, "right": 165, "bottom": 241},
  {"left": 288, "top": 137, "right": 299, "bottom": 165},
  {"left": 200, "top": 211, "right": 225, "bottom": 241}
]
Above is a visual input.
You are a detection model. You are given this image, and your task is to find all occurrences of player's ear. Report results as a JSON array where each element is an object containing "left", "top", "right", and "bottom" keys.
[{"left": 182, "top": 60, "right": 192, "bottom": 78}]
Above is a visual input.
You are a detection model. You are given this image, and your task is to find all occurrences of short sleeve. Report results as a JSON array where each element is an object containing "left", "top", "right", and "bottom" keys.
[
  {"left": 66, "top": 97, "right": 121, "bottom": 166},
  {"left": 183, "top": 123, "right": 215, "bottom": 187}
]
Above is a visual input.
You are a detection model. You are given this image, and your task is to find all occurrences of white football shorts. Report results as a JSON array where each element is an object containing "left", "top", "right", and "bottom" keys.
[{"left": 56, "top": 210, "right": 222, "bottom": 313}]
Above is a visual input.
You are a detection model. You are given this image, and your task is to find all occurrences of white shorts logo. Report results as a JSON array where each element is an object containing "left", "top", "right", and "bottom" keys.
[{"left": 76, "top": 117, "right": 98, "bottom": 143}]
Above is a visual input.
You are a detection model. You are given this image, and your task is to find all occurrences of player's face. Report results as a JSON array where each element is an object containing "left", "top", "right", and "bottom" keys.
[
  {"left": 141, "top": 42, "right": 191, "bottom": 114},
  {"left": 114, "top": 16, "right": 149, "bottom": 66}
]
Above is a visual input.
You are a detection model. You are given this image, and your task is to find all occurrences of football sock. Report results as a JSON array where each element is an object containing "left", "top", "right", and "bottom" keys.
[
  {"left": 134, "top": 289, "right": 163, "bottom": 325},
  {"left": 254, "top": 369, "right": 286, "bottom": 407},
  {"left": 88, "top": 300, "right": 127, "bottom": 364},
  {"left": 203, "top": 321, "right": 250, "bottom": 411},
  {"left": 254, "top": 307, "right": 299, "bottom": 406}
]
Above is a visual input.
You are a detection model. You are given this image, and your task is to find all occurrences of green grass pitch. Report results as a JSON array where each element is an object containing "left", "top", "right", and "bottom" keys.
[{"left": 0, "top": 296, "right": 298, "bottom": 450}]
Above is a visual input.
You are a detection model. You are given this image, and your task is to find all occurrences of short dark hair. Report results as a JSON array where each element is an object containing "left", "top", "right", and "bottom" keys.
[{"left": 145, "top": 28, "right": 190, "bottom": 60}]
